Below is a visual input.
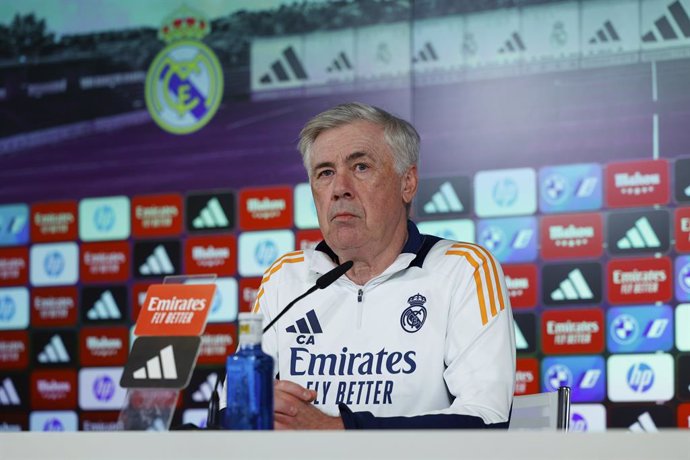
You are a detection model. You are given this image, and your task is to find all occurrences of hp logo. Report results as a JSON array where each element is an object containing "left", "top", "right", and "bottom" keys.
[
  {"left": 43, "top": 418, "right": 64, "bottom": 431},
  {"left": 254, "top": 240, "right": 278, "bottom": 267},
  {"left": 93, "top": 375, "right": 115, "bottom": 402},
  {"left": 543, "top": 174, "right": 568, "bottom": 204},
  {"left": 93, "top": 205, "right": 116, "bottom": 233},
  {"left": 611, "top": 314, "right": 638, "bottom": 344},
  {"left": 0, "top": 295, "right": 16, "bottom": 321},
  {"left": 570, "top": 413, "right": 588, "bottom": 432},
  {"left": 546, "top": 364, "right": 572, "bottom": 391},
  {"left": 627, "top": 363, "right": 654, "bottom": 393},
  {"left": 492, "top": 177, "right": 518, "bottom": 208},
  {"left": 43, "top": 251, "right": 65, "bottom": 277}
]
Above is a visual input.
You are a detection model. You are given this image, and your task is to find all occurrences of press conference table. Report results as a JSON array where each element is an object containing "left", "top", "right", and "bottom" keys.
[{"left": 1, "top": 431, "right": 688, "bottom": 460}]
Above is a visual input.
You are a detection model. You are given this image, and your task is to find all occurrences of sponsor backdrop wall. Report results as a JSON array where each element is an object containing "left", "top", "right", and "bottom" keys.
[{"left": 1, "top": 0, "right": 690, "bottom": 432}]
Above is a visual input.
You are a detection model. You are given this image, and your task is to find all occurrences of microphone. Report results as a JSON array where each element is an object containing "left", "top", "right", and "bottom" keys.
[
  {"left": 262, "top": 260, "right": 353, "bottom": 333},
  {"left": 205, "top": 374, "right": 222, "bottom": 429}
]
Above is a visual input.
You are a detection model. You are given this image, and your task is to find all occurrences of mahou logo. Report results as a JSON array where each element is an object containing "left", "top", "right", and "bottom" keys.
[
  {"left": 502, "top": 264, "right": 537, "bottom": 308},
  {"left": 239, "top": 187, "right": 293, "bottom": 230},
  {"left": 540, "top": 213, "right": 602, "bottom": 260},
  {"left": 541, "top": 308, "right": 604, "bottom": 354},
  {"left": 80, "top": 242, "right": 130, "bottom": 283},
  {"left": 184, "top": 235, "right": 236, "bottom": 276},
  {"left": 515, "top": 358, "right": 539, "bottom": 396},
  {"left": 79, "top": 327, "right": 128, "bottom": 366},
  {"left": 30, "top": 201, "right": 78, "bottom": 242},
  {"left": 605, "top": 159, "right": 669, "bottom": 208},
  {"left": 608, "top": 257, "right": 672, "bottom": 304},
  {"left": 131, "top": 194, "right": 183, "bottom": 238},
  {"left": 31, "top": 369, "right": 77, "bottom": 410}
]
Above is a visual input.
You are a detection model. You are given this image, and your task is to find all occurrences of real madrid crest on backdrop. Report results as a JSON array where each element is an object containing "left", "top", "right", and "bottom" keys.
[{"left": 145, "top": 6, "right": 224, "bottom": 135}]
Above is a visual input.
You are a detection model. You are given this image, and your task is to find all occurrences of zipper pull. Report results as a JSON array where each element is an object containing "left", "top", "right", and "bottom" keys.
[{"left": 357, "top": 288, "right": 363, "bottom": 303}]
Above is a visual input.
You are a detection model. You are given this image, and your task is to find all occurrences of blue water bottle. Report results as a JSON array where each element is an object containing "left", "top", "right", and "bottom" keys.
[{"left": 224, "top": 312, "right": 274, "bottom": 430}]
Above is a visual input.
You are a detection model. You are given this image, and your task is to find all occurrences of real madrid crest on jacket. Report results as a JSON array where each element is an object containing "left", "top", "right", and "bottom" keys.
[{"left": 222, "top": 221, "right": 516, "bottom": 429}]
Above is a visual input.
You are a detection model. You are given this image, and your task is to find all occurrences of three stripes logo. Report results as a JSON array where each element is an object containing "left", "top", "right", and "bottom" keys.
[
  {"left": 642, "top": 1, "right": 690, "bottom": 43},
  {"left": 186, "top": 192, "right": 234, "bottom": 232},
  {"left": 133, "top": 345, "right": 177, "bottom": 380},
  {"left": 140, "top": 245, "right": 174, "bottom": 275},
  {"left": 499, "top": 32, "right": 526, "bottom": 53},
  {"left": 191, "top": 372, "right": 219, "bottom": 402},
  {"left": 607, "top": 210, "right": 670, "bottom": 255},
  {"left": 120, "top": 336, "right": 200, "bottom": 389},
  {"left": 616, "top": 217, "right": 660, "bottom": 250},
  {"left": 423, "top": 182, "right": 464, "bottom": 214},
  {"left": 134, "top": 241, "right": 180, "bottom": 278},
  {"left": 193, "top": 198, "right": 229, "bottom": 229},
  {"left": 36, "top": 334, "right": 70, "bottom": 364},
  {"left": 259, "top": 46, "right": 308, "bottom": 84},
  {"left": 327, "top": 51, "right": 353, "bottom": 73},
  {"left": 542, "top": 263, "right": 602, "bottom": 306},
  {"left": 412, "top": 42, "right": 438, "bottom": 63},
  {"left": 0, "top": 377, "right": 20, "bottom": 406},
  {"left": 87, "top": 290, "right": 121, "bottom": 320},
  {"left": 550, "top": 269, "right": 593, "bottom": 302},
  {"left": 513, "top": 314, "right": 536, "bottom": 354},
  {"left": 417, "top": 177, "right": 471, "bottom": 217},
  {"left": 286, "top": 309, "right": 323, "bottom": 334},
  {"left": 588, "top": 20, "right": 621, "bottom": 44},
  {"left": 629, "top": 412, "right": 658, "bottom": 432}
]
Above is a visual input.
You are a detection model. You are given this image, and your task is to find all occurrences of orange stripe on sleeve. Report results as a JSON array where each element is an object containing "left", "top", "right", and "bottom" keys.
[
  {"left": 445, "top": 249, "right": 488, "bottom": 325},
  {"left": 453, "top": 243, "right": 499, "bottom": 317},
  {"left": 262, "top": 256, "right": 305, "bottom": 284}
]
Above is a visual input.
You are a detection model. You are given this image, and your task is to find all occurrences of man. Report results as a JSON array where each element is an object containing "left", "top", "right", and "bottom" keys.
[{"left": 224, "top": 102, "right": 515, "bottom": 429}]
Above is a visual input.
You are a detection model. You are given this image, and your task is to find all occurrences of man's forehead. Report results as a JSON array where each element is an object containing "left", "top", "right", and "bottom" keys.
[{"left": 311, "top": 121, "right": 388, "bottom": 159}]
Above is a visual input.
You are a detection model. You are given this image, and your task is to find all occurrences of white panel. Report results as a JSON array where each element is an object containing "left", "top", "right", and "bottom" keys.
[
  {"left": 463, "top": 9, "right": 521, "bottom": 68},
  {"left": 355, "top": 22, "right": 410, "bottom": 79},
  {"left": 641, "top": 0, "right": 690, "bottom": 51},
  {"left": 412, "top": 17, "right": 464, "bottom": 73},
  {"left": 581, "top": 0, "right": 640, "bottom": 56},
  {"left": 304, "top": 29, "right": 355, "bottom": 86},
  {"left": 251, "top": 36, "right": 307, "bottom": 91},
  {"left": 521, "top": 2, "right": 580, "bottom": 62}
]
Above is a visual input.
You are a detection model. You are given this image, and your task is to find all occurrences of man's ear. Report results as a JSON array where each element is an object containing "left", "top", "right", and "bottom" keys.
[{"left": 401, "top": 165, "right": 418, "bottom": 205}]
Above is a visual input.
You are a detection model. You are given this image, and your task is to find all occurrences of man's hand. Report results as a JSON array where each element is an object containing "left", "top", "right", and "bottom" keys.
[{"left": 273, "top": 380, "right": 345, "bottom": 430}]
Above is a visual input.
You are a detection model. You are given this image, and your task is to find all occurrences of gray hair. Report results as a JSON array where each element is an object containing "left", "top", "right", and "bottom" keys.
[{"left": 298, "top": 102, "right": 420, "bottom": 176}]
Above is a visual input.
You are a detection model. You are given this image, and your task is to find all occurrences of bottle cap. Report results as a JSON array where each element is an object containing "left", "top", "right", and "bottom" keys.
[{"left": 238, "top": 312, "right": 263, "bottom": 345}]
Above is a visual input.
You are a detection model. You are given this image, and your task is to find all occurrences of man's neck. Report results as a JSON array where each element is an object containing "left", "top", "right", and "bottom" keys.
[{"left": 337, "top": 220, "right": 409, "bottom": 285}]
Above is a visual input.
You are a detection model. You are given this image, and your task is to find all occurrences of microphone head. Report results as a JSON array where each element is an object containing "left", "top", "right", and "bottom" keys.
[{"left": 315, "top": 260, "right": 353, "bottom": 289}]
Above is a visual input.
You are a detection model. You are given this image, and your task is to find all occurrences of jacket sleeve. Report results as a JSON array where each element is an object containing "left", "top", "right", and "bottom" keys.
[{"left": 339, "top": 244, "right": 516, "bottom": 429}]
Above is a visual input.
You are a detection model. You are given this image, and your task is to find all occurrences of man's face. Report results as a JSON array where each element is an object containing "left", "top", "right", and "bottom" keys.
[{"left": 309, "top": 120, "right": 417, "bottom": 255}]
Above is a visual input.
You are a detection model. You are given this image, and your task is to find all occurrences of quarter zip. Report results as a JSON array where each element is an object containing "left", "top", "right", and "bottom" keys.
[{"left": 356, "top": 288, "right": 364, "bottom": 328}]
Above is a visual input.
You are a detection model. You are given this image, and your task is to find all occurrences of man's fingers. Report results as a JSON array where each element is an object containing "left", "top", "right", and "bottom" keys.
[
  {"left": 274, "top": 379, "right": 316, "bottom": 402},
  {"left": 274, "top": 413, "right": 294, "bottom": 430}
]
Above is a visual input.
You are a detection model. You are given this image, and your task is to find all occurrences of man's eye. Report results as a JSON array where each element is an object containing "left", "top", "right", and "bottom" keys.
[
  {"left": 317, "top": 170, "right": 334, "bottom": 178},
  {"left": 355, "top": 163, "right": 369, "bottom": 172}
]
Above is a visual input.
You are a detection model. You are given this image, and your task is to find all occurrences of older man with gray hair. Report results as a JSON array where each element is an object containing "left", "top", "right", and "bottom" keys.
[{"left": 226, "top": 102, "right": 515, "bottom": 429}]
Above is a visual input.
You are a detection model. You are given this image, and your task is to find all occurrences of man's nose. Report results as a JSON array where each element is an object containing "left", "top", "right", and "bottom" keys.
[{"left": 332, "top": 171, "right": 354, "bottom": 200}]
